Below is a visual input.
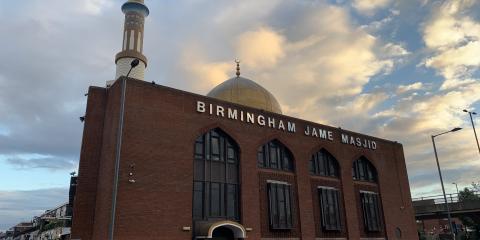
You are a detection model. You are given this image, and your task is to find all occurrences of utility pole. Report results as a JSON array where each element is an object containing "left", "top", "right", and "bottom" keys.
[
  {"left": 463, "top": 109, "right": 480, "bottom": 157},
  {"left": 432, "top": 127, "right": 462, "bottom": 240}
]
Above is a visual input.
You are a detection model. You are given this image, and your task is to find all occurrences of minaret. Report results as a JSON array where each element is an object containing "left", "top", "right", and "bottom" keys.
[{"left": 114, "top": 0, "right": 149, "bottom": 81}]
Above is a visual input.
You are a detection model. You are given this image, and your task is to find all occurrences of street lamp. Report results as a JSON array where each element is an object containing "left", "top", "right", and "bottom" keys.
[
  {"left": 432, "top": 127, "right": 462, "bottom": 240},
  {"left": 463, "top": 109, "right": 480, "bottom": 157},
  {"left": 109, "top": 58, "right": 140, "bottom": 240},
  {"left": 126, "top": 58, "right": 140, "bottom": 78},
  {"left": 452, "top": 182, "right": 459, "bottom": 195}
]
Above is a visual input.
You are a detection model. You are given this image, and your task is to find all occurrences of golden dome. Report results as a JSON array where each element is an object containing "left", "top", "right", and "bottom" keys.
[{"left": 207, "top": 76, "right": 282, "bottom": 114}]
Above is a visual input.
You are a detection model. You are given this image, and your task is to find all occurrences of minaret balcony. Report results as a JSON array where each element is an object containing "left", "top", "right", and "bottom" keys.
[
  {"left": 115, "top": 51, "right": 147, "bottom": 67},
  {"left": 121, "top": 1, "right": 149, "bottom": 16}
]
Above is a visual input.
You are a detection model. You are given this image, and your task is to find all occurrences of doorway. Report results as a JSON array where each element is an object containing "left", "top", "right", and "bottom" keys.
[{"left": 211, "top": 226, "right": 235, "bottom": 240}]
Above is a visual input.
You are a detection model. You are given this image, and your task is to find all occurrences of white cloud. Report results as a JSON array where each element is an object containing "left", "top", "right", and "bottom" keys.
[
  {"left": 83, "top": 0, "right": 113, "bottom": 15},
  {"left": 235, "top": 27, "right": 286, "bottom": 69},
  {"left": 384, "top": 43, "right": 410, "bottom": 57},
  {"left": 186, "top": 61, "right": 231, "bottom": 94},
  {"left": 175, "top": 3, "right": 395, "bottom": 118},
  {"left": 352, "top": 0, "right": 392, "bottom": 15},
  {"left": 422, "top": 0, "right": 480, "bottom": 90},
  {"left": 425, "top": 41, "right": 480, "bottom": 89},
  {"left": 336, "top": 93, "right": 389, "bottom": 115},
  {"left": 361, "top": 15, "right": 394, "bottom": 33},
  {"left": 397, "top": 82, "right": 424, "bottom": 94},
  {"left": 374, "top": 82, "right": 480, "bottom": 195},
  {"left": 423, "top": 15, "right": 477, "bottom": 50}
]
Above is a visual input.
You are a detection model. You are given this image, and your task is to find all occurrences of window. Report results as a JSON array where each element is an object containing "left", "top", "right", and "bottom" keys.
[
  {"left": 193, "top": 182, "right": 203, "bottom": 218},
  {"left": 193, "top": 129, "right": 239, "bottom": 221},
  {"left": 268, "top": 181, "right": 293, "bottom": 229},
  {"left": 310, "top": 150, "right": 339, "bottom": 177},
  {"left": 318, "top": 187, "right": 342, "bottom": 231},
  {"left": 395, "top": 227, "right": 402, "bottom": 239},
  {"left": 352, "top": 157, "right": 377, "bottom": 182},
  {"left": 258, "top": 140, "right": 293, "bottom": 171},
  {"left": 360, "top": 191, "right": 382, "bottom": 232}
]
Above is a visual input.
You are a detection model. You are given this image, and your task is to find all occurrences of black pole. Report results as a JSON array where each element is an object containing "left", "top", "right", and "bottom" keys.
[
  {"left": 109, "top": 58, "right": 138, "bottom": 240},
  {"left": 126, "top": 68, "right": 133, "bottom": 78},
  {"left": 109, "top": 76, "right": 127, "bottom": 240},
  {"left": 468, "top": 112, "right": 480, "bottom": 156},
  {"left": 432, "top": 136, "right": 455, "bottom": 240}
]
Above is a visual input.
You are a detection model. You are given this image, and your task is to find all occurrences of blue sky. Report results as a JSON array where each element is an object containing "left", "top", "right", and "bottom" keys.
[{"left": 1, "top": 0, "right": 480, "bottom": 231}]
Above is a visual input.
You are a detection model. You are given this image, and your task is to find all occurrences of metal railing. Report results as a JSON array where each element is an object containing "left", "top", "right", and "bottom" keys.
[
  {"left": 412, "top": 191, "right": 480, "bottom": 205},
  {"left": 413, "top": 191, "right": 480, "bottom": 216}
]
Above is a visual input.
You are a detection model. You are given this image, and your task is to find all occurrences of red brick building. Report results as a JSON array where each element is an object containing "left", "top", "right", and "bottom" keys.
[
  {"left": 70, "top": 76, "right": 418, "bottom": 240},
  {"left": 70, "top": 1, "right": 417, "bottom": 239}
]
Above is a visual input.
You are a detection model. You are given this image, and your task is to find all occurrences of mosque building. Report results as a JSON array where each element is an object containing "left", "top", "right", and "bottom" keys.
[{"left": 70, "top": 0, "right": 418, "bottom": 239}]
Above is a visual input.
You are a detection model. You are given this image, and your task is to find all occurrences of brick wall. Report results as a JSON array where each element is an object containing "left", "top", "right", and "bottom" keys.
[{"left": 70, "top": 87, "right": 107, "bottom": 240}]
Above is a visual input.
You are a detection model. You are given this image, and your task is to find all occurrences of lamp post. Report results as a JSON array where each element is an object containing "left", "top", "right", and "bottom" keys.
[
  {"left": 463, "top": 109, "right": 480, "bottom": 157},
  {"left": 432, "top": 127, "right": 462, "bottom": 240},
  {"left": 109, "top": 58, "right": 139, "bottom": 240},
  {"left": 452, "top": 182, "right": 459, "bottom": 195}
]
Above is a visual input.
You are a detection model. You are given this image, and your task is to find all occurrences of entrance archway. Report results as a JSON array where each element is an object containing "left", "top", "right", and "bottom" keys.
[
  {"left": 207, "top": 220, "right": 246, "bottom": 239},
  {"left": 194, "top": 220, "right": 246, "bottom": 239},
  {"left": 212, "top": 226, "right": 234, "bottom": 240}
]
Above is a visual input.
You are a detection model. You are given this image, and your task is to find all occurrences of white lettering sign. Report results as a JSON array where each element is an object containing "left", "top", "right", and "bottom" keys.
[
  {"left": 196, "top": 100, "right": 378, "bottom": 150},
  {"left": 341, "top": 134, "right": 377, "bottom": 150},
  {"left": 304, "top": 125, "right": 333, "bottom": 141}
]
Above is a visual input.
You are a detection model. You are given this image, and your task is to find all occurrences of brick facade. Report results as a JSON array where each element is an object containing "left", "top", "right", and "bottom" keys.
[{"left": 71, "top": 78, "right": 418, "bottom": 240}]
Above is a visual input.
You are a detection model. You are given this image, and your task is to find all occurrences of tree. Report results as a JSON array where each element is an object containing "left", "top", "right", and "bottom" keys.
[
  {"left": 458, "top": 183, "right": 480, "bottom": 238},
  {"left": 458, "top": 187, "right": 479, "bottom": 202},
  {"left": 471, "top": 182, "right": 480, "bottom": 192}
]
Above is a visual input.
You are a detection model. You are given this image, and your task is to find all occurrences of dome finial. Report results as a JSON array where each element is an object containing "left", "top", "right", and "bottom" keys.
[{"left": 235, "top": 59, "right": 241, "bottom": 77}]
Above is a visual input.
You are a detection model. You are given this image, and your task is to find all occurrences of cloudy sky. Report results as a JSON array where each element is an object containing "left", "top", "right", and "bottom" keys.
[{"left": 1, "top": 0, "right": 480, "bottom": 231}]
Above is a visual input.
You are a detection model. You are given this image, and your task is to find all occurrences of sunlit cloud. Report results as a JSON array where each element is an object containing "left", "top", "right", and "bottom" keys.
[
  {"left": 397, "top": 82, "right": 424, "bottom": 94},
  {"left": 422, "top": 0, "right": 480, "bottom": 90},
  {"left": 235, "top": 27, "right": 286, "bottom": 69},
  {"left": 352, "top": 0, "right": 392, "bottom": 15}
]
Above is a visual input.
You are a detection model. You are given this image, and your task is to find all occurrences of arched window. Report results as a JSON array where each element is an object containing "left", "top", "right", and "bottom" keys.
[
  {"left": 353, "top": 158, "right": 383, "bottom": 234},
  {"left": 352, "top": 157, "right": 377, "bottom": 182},
  {"left": 309, "top": 149, "right": 339, "bottom": 177},
  {"left": 193, "top": 129, "right": 239, "bottom": 221},
  {"left": 257, "top": 140, "right": 293, "bottom": 171}
]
